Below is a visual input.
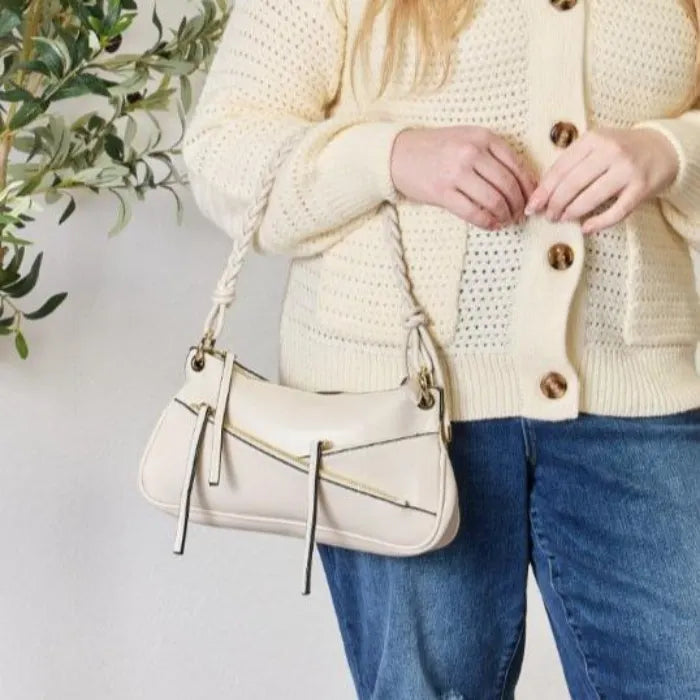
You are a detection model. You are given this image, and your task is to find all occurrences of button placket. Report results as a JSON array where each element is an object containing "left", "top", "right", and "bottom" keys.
[
  {"left": 547, "top": 242, "right": 575, "bottom": 270},
  {"left": 511, "top": 0, "right": 587, "bottom": 419},
  {"left": 549, "top": 0, "right": 578, "bottom": 11},
  {"left": 540, "top": 371, "right": 568, "bottom": 399},
  {"left": 550, "top": 121, "right": 579, "bottom": 148}
]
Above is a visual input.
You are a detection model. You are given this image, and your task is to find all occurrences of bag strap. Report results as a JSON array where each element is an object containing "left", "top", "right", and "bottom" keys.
[{"left": 193, "top": 129, "right": 447, "bottom": 395}]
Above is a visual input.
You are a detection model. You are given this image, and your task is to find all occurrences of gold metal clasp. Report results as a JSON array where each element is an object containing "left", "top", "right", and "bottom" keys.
[
  {"left": 417, "top": 365, "right": 435, "bottom": 409},
  {"left": 191, "top": 329, "right": 216, "bottom": 372}
]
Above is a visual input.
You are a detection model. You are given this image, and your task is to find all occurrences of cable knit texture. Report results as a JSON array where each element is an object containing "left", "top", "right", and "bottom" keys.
[{"left": 182, "top": 0, "right": 700, "bottom": 421}]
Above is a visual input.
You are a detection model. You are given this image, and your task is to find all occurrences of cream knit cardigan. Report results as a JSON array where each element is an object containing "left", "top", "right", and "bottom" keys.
[{"left": 181, "top": 0, "right": 700, "bottom": 421}]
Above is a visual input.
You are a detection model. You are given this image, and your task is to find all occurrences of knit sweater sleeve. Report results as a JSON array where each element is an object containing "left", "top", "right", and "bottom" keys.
[
  {"left": 181, "top": 0, "right": 415, "bottom": 258},
  {"left": 630, "top": 109, "right": 700, "bottom": 252}
]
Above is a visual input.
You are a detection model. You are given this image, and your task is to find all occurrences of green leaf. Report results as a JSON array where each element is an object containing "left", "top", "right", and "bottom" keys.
[
  {"left": 53, "top": 73, "right": 115, "bottom": 100},
  {"left": 10, "top": 134, "right": 36, "bottom": 154},
  {"left": 0, "top": 266, "right": 20, "bottom": 288},
  {"left": 44, "top": 189, "right": 62, "bottom": 205},
  {"left": 176, "top": 15, "right": 187, "bottom": 39},
  {"left": 107, "top": 188, "right": 131, "bottom": 237},
  {"left": 179, "top": 74, "right": 192, "bottom": 112},
  {"left": 17, "top": 58, "right": 52, "bottom": 77},
  {"left": 14, "top": 329, "right": 28, "bottom": 358},
  {"left": 0, "top": 9, "right": 21, "bottom": 38},
  {"left": 9, "top": 100, "right": 48, "bottom": 130},
  {"left": 153, "top": 59, "right": 194, "bottom": 76},
  {"left": 6, "top": 245, "right": 24, "bottom": 277},
  {"left": 163, "top": 185, "right": 184, "bottom": 225},
  {"left": 75, "top": 32, "right": 91, "bottom": 64},
  {"left": 0, "top": 230, "right": 33, "bottom": 247},
  {"left": 58, "top": 196, "right": 76, "bottom": 225},
  {"left": 123, "top": 114, "right": 137, "bottom": 147},
  {"left": 4, "top": 251, "right": 42, "bottom": 298},
  {"left": 33, "top": 38, "right": 68, "bottom": 77},
  {"left": 24, "top": 291, "right": 67, "bottom": 320},
  {"left": 0, "top": 83, "right": 35, "bottom": 102},
  {"left": 152, "top": 5, "right": 164, "bottom": 44},
  {"left": 105, "top": 0, "right": 121, "bottom": 31},
  {"left": 109, "top": 65, "right": 149, "bottom": 96},
  {"left": 88, "top": 114, "right": 106, "bottom": 131},
  {"left": 55, "top": 25, "right": 80, "bottom": 67},
  {"left": 111, "top": 13, "right": 136, "bottom": 37},
  {"left": 87, "top": 16, "right": 103, "bottom": 37},
  {"left": 104, "top": 133, "right": 124, "bottom": 161},
  {"left": 2, "top": 54, "right": 15, "bottom": 79}
]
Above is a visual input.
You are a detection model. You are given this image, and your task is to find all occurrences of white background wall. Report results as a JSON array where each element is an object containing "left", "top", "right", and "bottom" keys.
[{"left": 1, "top": 4, "right": 697, "bottom": 699}]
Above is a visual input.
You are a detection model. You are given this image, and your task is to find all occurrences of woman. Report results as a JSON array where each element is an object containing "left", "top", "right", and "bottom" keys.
[{"left": 181, "top": 0, "right": 700, "bottom": 697}]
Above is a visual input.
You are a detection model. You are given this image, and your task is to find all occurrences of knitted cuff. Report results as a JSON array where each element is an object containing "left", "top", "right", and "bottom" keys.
[
  {"left": 316, "top": 120, "right": 418, "bottom": 205},
  {"left": 631, "top": 111, "right": 700, "bottom": 221}
]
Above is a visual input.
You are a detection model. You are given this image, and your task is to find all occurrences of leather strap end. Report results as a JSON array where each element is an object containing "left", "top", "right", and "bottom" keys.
[
  {"left": 209, "top": 351, "right": 236, "bottom": 486},
  {"left": 301, "top": 439, "right": 323, "bottom": 596},
  {"left": 174, "top": 402, "right": 210, "bottom": 555}
]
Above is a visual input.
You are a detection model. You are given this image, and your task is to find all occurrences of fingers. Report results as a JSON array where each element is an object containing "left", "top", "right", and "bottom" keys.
[
  {"left": 525, "top": 127, "right": 648, "bottom": 232},
  {"left": 441, "top": 187, "right": 502, "bottom": 230},
  {"left": 544, "top": 152, "right": 609, "bottom": 220},
  {"left": 455, "top": 168, "right": 518, "bottom": 224},
  {"left": 526, "top": 134, "right": 595, "bottom": 214},
  {"left": 487, "top": 136, "right": 539, "bottom": 204},
  {"left": 580, "top": 184, "right": 641, "bottom": 234},
  {"left": 556, "top": 166, "right": 625, "bottom": 223},
  {"left": 454, "top": 139, "right": 538, "bottom": 224}
]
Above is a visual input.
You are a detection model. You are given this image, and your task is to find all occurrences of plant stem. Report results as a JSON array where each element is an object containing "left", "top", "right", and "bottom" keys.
[
  {"left": 0, "top": 0, "right": 44, "bottom": 191},
  {"left": 0, "top": 133, "right": 11, "bottom": 193}
]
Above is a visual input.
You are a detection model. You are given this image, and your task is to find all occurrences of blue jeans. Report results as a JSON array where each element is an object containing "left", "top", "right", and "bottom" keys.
[{"left": 316, "top": 408, "right": 700, "bottom": 700}]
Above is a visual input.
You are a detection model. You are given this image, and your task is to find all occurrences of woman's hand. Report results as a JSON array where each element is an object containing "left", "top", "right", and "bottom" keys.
[
  {"left": 390, "top": 125, "right": 538, "bottom": 229},
  {"left": 524, "top": 126, "right": 680, "bottom": 234}
]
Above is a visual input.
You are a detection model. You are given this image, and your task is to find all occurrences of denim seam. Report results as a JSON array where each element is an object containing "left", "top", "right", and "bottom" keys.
[
  {"left": 497, "top": 608, "right": 526, "bottom": 700},
  {"left": 529, "top": 506, "right": 604, "bottom": 700},
  {"left": 519, "top": 417, "right": 537, "bottom": 466},
  {"left": 369, "top": 571, "right": 396, "bottom": 700}
]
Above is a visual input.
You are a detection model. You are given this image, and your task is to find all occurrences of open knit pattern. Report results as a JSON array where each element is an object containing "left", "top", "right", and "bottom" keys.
[{"left": 181, "top": 0, "right": 700, "bottom": 421}]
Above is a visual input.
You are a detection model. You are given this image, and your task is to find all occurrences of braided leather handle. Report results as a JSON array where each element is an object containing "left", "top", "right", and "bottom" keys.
[{"left": 197, "top": 129, "right": 437, "bottom": 380}]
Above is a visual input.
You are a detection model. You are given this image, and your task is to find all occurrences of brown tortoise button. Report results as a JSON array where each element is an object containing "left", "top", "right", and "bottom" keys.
[
  {"left": 540, "top": 372, "right": 568, "bottom": 399},
  {"left": 550, "top": 0, "right": 578, "bottom": 9},
  {"left": 550, "top": 121, "right": 579, "bottom": 148},
  {"left": 548, "top": 243, "right": 575, "bottom": 270}
]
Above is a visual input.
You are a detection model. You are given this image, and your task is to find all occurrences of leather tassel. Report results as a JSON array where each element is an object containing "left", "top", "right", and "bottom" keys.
[
  {"left": 301, "top": 439, "right": 323, "bottom": 595},
  {"left": 209, "top": 351, "right": 236, "bottom": 486},
  {"left": 173, "top": 402, "right": 210, "bottom": 555}
]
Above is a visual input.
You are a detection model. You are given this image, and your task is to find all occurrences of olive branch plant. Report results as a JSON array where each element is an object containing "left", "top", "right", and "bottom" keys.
[{"left": 0, "top": 0, "right": 229, "bottom": 359}]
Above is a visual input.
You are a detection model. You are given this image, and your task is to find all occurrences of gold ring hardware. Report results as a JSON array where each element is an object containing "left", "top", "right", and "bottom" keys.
[
  {"left": 191, "top": 329, "right": 216, "bottom": 372},
  {"left": 417, "top": 365, "right": 435, "bottom": 409}
]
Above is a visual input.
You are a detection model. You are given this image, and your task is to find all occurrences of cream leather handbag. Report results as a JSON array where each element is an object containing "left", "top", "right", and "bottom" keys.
[{"left": 138, "top": 132, "right": 461, "bottom": 595}]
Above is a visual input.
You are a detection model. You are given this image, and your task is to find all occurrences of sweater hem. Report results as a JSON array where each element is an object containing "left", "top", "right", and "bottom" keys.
[{"left": 278, "top": 318, "right": 700, "bottom": 421}]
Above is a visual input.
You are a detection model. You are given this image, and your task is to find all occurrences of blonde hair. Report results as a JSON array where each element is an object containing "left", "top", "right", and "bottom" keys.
[{"left": 349, "top": 0, "right": 700, "bottom": 115}]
